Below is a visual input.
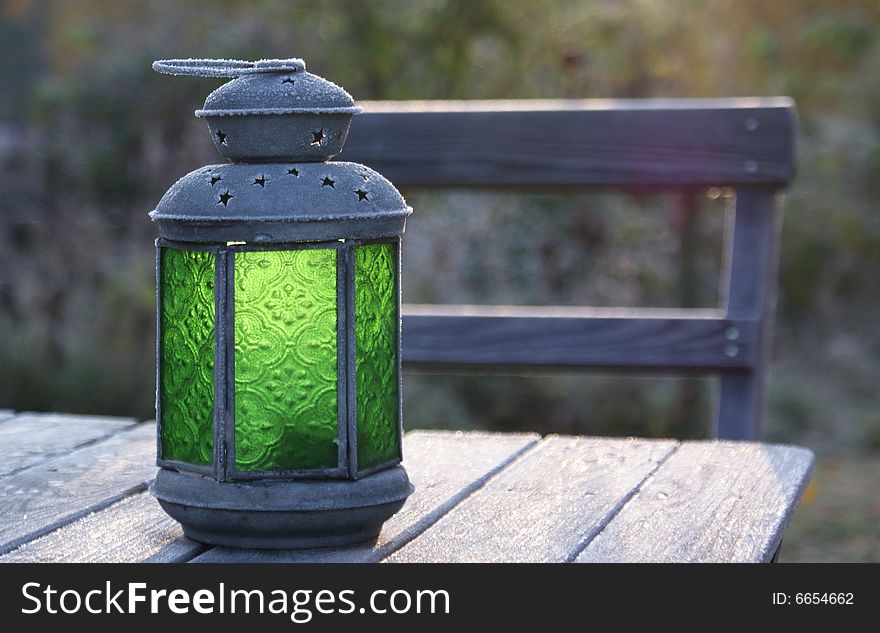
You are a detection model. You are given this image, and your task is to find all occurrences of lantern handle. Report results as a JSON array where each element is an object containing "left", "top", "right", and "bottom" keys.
[{"left": 152, "top": 58, "right": 306, "bottom": 77}]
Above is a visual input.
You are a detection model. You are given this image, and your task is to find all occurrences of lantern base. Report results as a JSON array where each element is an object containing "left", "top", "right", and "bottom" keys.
[{"left": 150, "top": 466, "right": 413, "bottom": 549}]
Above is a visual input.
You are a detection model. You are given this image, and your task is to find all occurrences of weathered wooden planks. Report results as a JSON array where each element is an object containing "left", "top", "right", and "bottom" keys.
[
  {"left": 0, "top": 422, "right": 157, "bottom": 555},
  {"left": 192, "top": 431, "right": 539, "bottom": 562},
  {"left": 385, "top": 436, "right": 678, "bottom": 563},
  {"left": 344, "top": 99, "right": 796, "bottom": 188},
  {"left": 0, "top": 412, "right": 137, "bottom": 477},
  {"left": 0, "top": 421, "right": 814, "bottom": 563},
  {"left": 575, "top": 441, "right": 814, "bottom": 563},
  {"left": 402, "top": 305, "right": 757, "bottom": 371},
  {"left": 0, "top": 491, "right": 204, "bottom": 563}
]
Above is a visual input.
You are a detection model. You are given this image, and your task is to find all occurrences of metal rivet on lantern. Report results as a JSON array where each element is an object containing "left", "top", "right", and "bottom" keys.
[{"left": 148, "top": 58, "right": 413, "bottom": 549}]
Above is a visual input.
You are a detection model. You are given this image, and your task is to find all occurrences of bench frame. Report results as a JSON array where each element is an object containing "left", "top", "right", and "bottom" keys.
[{"left": 342, "top": 98, "right": 796, "bottom": 440}]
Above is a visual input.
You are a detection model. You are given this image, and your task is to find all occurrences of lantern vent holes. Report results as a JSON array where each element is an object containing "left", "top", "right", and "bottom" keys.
[
  {"left": 311, "top": 128, "right": 325, "bottom": 146},
  {"left": 253, "top": 175, "right": 267, "bottom": 187},
  {"left": 355, "top": 189, "right": 369, "bottom": 201},
  {"left": 321, "top": 176, "right": 335, "bottom": 188},
  {"left": 216, "top": 129, "right": 228, "bottom": 146},
  {"left": 287, "top": 167, "right": 300, "bottom": 177},
  {"left": 281, "top": 76, "right": 295, "bottom": 84},
  {"left": 210, "top": 175, "right": 222, "bottom": 186},
  {"left": 218, "top": 190, "right": 234, "bottom": 206}
]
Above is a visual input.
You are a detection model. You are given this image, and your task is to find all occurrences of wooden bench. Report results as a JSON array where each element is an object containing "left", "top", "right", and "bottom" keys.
[
  {"left": 0, "top": 100, "right": 814, "bottom": 563},
  {"left": 343, "top": 98, "right": 797, "bottom": 440}
]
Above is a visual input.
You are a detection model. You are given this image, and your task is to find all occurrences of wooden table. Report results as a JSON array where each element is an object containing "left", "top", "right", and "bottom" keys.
[{"left": 0, "top": 412, "right": 814, "bottom": 563}]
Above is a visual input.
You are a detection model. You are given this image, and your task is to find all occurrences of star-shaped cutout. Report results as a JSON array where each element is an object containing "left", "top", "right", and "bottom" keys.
[
  {"left": 216, "top": 129, "right": 228, "bottom": 146},
  {"left": 287, "top": 167, "right": 299, "bottom": 176},
  {"left": 210, "top": 175, "right": 222, "bottom": 186},
  {"left": 311, "top": 128, "right": 325, "bottom": 146},
  {"left": 281, "top": 76, "right": 295, "bottom": 84},
  {"left": 321, "top": 176, "right": 335, "bottom": 188},
  {"left": 355, "top": 188, "right": 369, "bottom": 201},
  {"left": 253, "top": 175, "right": 266, "bottom": 187},
  {"left": 217, "top": 190, "right": 233, "bottom": 206}
]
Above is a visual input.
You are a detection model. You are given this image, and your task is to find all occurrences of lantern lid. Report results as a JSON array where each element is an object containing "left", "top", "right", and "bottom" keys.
[
  {"left": 150, "top": 161, "right": 412, "bottom": 244},
  {"left": 152, "top": 58, "right": 361, "bottom": 161},
  {"left": 153, "top": 58, "right": 360, "bottom": 116}
]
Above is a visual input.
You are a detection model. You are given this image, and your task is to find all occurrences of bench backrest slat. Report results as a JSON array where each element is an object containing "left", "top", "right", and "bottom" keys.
[
  {"left": 401, "top": 308, "right": 758, "bottom": 372},
  {"left": 343, "top": 99, "right": 796, "bottom": 188}
]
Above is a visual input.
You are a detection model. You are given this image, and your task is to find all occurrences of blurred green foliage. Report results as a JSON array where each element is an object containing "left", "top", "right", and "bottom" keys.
[{"left": 0, "top": 0, "right": 877, "bottom": 456}]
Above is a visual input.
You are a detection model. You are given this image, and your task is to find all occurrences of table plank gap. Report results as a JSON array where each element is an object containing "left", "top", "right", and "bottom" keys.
[
  {"left": 0, "top": 412, "right": 139, "bottom": 479},
  {"left": 385, "top": 436, "right": 679, "bottom": 563},
  {"left": 575, "top": 441, "right": 815, "bottom": 563},
  {"left": 191, "top": 430, "right": 539, "bottom": 563},
  {"left": 371, "top": 432, "right": 539, "bottom": 561},
  {"left": 0, "top": 423, "right": 157, "bottom": 555},
  {"left": 564, "top": 442, "right": 681, "bottom": 562},
  {"left": 0, "top": 487, "right": 207, "bottom": 563},
  {"left": 145, "top": 541, "right": 211, "bottom": 563}
]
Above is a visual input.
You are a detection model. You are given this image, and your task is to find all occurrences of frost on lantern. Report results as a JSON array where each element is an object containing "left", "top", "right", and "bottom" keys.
[{"left": 148, "top": 58, "right": 413, "bottom": 549}]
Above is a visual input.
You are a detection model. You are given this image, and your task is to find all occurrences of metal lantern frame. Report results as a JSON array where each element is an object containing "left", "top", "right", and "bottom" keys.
[{"left": 154, "top": 236, "right": 404, "bottom": 482}]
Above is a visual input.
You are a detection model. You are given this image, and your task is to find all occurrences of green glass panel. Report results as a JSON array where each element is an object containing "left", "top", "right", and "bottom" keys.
[
  {"left": 160, "top": 248, "right": 215, "bottom": 465},
  {"left": 355, "top": 242, "right": 400, "bottom": 469},
  {"left": 234, "top": 249, "right": 338, "bottom": 472}
]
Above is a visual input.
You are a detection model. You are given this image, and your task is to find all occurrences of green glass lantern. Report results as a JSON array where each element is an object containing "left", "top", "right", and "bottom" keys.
[{"left": 148, "top": 58, "right": 413, "bottom": 548}]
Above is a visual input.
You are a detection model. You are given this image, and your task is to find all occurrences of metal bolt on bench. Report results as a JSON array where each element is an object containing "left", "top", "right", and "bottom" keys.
[{"left": 148, "top": 58, "right": 413, "bottom": 548}]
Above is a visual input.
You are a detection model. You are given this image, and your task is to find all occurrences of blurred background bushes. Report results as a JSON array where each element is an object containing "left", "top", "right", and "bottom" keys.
[{"left": 0, "top": 0, "right": 877, "bottom": 560}]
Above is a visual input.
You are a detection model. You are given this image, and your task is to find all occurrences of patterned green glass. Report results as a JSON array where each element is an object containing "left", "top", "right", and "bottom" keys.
[
  {"left": 355, "top": 242, "right": 400, "bottom": 470},
  {"left": 233, "top": 248, "right": 338, "bottom": 472},
  {"left": 159, "top": 248, "right": 215, "bottom": 466}
]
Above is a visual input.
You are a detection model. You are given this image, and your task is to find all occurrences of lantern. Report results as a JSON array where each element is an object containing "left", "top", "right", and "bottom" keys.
[{"left": 148, "top": 58, "right": 413, "bottom": 548}]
